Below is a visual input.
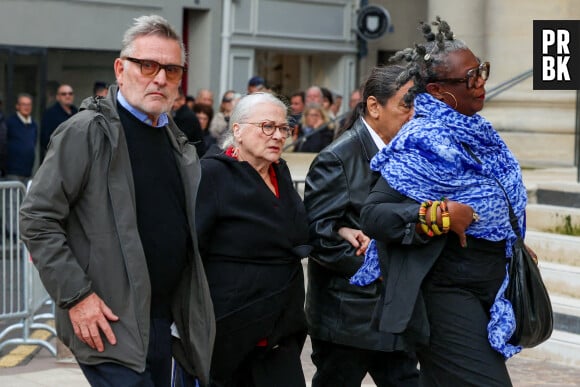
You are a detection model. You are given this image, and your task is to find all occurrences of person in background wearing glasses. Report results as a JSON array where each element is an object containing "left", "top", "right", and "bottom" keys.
[
  {"left": 20, "top": 15, "right": 215, "bottom": 386},
  {"left": 352, "top": 17, "right": 527, "bottom": 385},
  {"left": 176, "top": 92, "right": 311, "bottom": 386},
  {"left": 39, "top": 83, "right": 78, "bottom": 160}
]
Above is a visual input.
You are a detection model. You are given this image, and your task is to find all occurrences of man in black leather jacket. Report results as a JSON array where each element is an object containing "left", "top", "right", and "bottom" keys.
[{"left": 303, "top": 65, "right": 418, "bottom": 387}]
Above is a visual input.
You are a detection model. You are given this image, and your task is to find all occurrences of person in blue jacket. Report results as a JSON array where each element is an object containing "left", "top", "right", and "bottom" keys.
[{"left": 5, "top": 93, "right": 37, "bottom": 183}]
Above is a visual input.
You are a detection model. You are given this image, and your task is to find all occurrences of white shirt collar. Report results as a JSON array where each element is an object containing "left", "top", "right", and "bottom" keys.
[
  {"left": 361, "top": 117, "right": 386, "bottom": 150},
  {"left": 16, "top": 112, "right": 32, "bottom": 124}
]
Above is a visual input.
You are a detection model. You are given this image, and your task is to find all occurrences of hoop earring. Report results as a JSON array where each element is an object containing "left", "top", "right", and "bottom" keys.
[{"left": 441, "top": 91, "right": 458, "bottom": 110}]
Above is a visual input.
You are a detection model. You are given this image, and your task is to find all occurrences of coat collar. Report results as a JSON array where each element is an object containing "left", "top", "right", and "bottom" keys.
[{"left": 351, "top": 117, "right": 379, "bottom": 162}]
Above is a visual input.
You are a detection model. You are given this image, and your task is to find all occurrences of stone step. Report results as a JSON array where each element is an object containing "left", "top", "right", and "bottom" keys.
[
  {"left": 551, "top": 295, "right": 580, "bottom": 341},
  {"left": 551, "top": 294, "right": 580, "bottom": 319},
  {"left": 508, "top": 264, "right": 580, "bottom": 367},
  {"left": 526, "top": 204, "right": 580, "bottom": 232},
  {"left": 525, "top": 230, "right": 580, "bottom": 267},
  {"left": 541, "top": 262, "right": 580, "bottom": 299},
  {"left": 520, "top": 329, "right": 580, "bottom": 368}
]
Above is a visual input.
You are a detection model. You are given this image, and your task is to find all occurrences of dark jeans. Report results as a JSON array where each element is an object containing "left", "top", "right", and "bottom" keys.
[
  {"left": 79, "top": 318, "right": 172, "bottom": 387},
  {"left": 310, "top": 338, "right": 419, "bottom": 387},
  {"left": 417, "top": 234, "right": 512, "bottom": 386}
]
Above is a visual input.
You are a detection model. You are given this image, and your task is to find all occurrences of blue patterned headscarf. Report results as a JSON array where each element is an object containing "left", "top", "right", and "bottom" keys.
[{"left": 351, "top": 92, "right": 527, "bottom": 358}]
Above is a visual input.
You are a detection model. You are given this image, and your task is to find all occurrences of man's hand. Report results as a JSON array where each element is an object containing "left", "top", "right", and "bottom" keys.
[
  {"left": 69, "top": 293, "right": 119, "bottom": 352},
  {"left": 338, "top": 227, "right": 370, "bottom": 256}
]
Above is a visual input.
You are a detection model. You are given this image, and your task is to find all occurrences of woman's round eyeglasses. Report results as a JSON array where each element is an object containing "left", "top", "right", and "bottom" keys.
[
  {"left": 434, "top": 61, "right": 490, "bottom": 89},
  {"left": 241, "top": 121, "right": 293, "bottom": 138}
]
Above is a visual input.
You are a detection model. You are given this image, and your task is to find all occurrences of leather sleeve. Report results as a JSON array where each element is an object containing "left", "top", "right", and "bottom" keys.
[
  {"left": 304, "top": 150, "right": 364, "bottom": 277},
  {"left": 361, "top": 177, "right": 428, "bottom": 246}
]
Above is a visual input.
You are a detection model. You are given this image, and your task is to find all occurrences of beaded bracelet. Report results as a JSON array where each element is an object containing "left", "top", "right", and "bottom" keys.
[
  {"left": 418, "top": 200, "right": 434, "bottom": 237},
  {"left": 440, "top": 200, "right": 450, "bottom": 233},
  {"left": 430, "top": 201, "right": 443, "bottom": 235}
]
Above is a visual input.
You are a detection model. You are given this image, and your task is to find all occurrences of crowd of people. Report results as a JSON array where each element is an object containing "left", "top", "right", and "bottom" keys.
[
  {"left": 14, "top": 13, "right": 531, "bottom": 387},
  {"left": 0, "top": 70, "right": 353, "bottom": 191}
]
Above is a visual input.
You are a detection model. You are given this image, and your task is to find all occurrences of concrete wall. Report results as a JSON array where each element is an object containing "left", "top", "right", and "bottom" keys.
[
  {"left": 483, "top": 0, "right": 579, "bottom": 166},
  {"left": 368, "top": 0, "right": 580, "bottom": 167},
  {"left": 1, "top": 0, "right": 577, "bottom": 167},
  {"left": 0, "top": 0, "right": 182, "bottom": 51}
]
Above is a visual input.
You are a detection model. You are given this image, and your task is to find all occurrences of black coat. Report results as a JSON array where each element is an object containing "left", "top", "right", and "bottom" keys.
[
  {"left": 196, "top": 153, "right": 310, "bottom": 386},
  {"left": 303, "top": 118, "right": 406, "bottom": 351},
  {"left": 294, "top": 126, "right": 334, "bottom": 153},
  {"left": 173, "top": 105, "right": 206, "bottom": 157},
  {"left": 40, "top": 102, "right": 77, "bottom": 160},
  {"left": 361, "top": 178, "right": 447, "bottom": 347}
]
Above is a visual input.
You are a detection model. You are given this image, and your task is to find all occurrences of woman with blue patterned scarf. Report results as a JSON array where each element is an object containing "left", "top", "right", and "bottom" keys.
[{"left": 351, "top": 17, "right": 532, "bottom": 386}]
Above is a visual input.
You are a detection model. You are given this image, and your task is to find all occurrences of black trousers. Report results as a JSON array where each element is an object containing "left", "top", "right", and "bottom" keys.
[
  {"left": 173, "top": 337, "right": 305, "bottom": 387},
  {"left": 310, "top": 338, "right": 419, "bottom": 387},
  {"left": 417, "top": 235, "right": 512, "bottom": 387},
  {"left": 79, "top": 318, "right": 172, "bottom": 387}
]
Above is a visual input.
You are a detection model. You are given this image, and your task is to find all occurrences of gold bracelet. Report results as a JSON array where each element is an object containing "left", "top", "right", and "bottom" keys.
[
  {"left": 419, "top": 201, "right": 434, "bottom": 237},
  {"left": 440, "top": 200, "right": 450, "bottom": 233},
  {"left": 430, "top": 201, "right": 443, "bottom": 235}
]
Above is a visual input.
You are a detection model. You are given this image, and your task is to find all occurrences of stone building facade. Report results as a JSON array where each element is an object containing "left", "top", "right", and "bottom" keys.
[{"left": 0, "top": 0, "right": 577, "bottom": 167}]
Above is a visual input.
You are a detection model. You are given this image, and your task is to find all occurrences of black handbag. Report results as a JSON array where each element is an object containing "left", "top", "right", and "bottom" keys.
[
  {"left": 461, "top": 142, "right": 553, "bottom": 347},
  {"left": 504, "top": 201, "right": 554, "bottom": 347}
]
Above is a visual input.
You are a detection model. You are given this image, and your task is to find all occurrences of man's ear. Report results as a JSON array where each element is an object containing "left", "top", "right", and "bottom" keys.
[
  {"left": 426, "top": 82, "right": 444, "bottom": 100},
  {"left": 366, "top": 96, "right": 380, "bottom": 119},
  {"left": 114, "top": 58, "right": 124, "bottom": 86}
]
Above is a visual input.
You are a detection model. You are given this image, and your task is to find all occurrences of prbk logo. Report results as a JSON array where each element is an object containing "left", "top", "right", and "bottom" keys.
[{"left": 533, "top": 20, "right": 580, "bottom": 90}]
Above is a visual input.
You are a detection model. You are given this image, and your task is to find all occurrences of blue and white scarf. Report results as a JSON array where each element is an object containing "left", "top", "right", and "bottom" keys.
[{"left": 351, "top": 93, "right": 527, "bottom": 358}]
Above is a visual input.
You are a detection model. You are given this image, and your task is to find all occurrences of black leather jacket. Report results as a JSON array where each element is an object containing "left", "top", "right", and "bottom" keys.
[{"left": 303, "top": 118, "right": 405, "bottom": 351}]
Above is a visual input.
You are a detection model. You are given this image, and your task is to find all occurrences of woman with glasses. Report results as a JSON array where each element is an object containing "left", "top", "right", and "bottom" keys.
[
  {"left": 351, "top": 17, "right": 528, "bottom": 386},
  {"left": 177, "top": 92, "right": 310, "bottom": 386}
]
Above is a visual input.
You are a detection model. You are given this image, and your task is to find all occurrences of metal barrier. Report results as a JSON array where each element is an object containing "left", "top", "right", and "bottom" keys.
[
  {"left": 0, "top": 180, "right": 56, "bottom": 356},
  {"left": 293, "top": 179, "right": 306, "bottom": 199}
]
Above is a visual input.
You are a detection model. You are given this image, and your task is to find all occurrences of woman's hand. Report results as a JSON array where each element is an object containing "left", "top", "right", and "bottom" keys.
[
  {"left": 338, "top": 227, "right": 370, "bottom": 256},
  {"left": 525, "top": 244, "right": 539, "bottom": 265},
  {"left": 446, "top": 200, "right": 478, "bottom": 247}
]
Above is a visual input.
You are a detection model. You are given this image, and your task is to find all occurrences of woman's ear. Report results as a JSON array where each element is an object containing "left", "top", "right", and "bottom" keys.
[
  {"left": 426, "top": 82, "right": 444, "bottom": 100},
  {"left": 233, "top": 123, "right": 241, "bottom": 138}
]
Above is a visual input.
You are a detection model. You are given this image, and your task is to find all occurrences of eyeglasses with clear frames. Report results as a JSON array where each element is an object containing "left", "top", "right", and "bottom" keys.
[
  {"left": 241, "top": 121, "right": 293, "bottom": 138},
  {"left": 123, "top": 57, "right": 186, "bottom": 82},
  {"left": 434, "top": 61, "right": 490, "bottom": 89}
]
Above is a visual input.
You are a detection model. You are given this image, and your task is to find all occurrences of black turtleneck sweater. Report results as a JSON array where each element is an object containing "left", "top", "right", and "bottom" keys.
[{"left": 118, "top": 104, "right": 189, "bottom": 318}]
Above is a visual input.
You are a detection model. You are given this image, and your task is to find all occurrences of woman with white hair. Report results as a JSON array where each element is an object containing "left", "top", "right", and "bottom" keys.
[{"left": 177, "top": 92, "right": 310, "bottom": 387}]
